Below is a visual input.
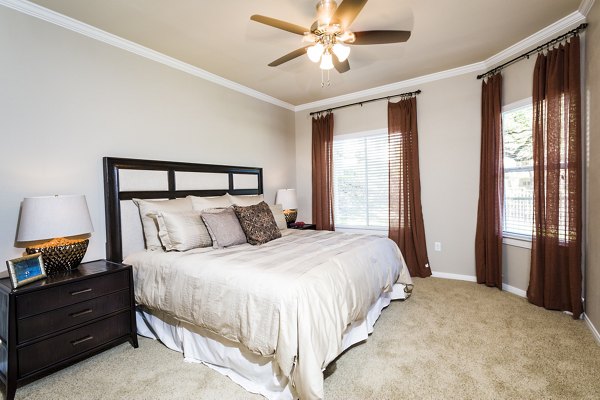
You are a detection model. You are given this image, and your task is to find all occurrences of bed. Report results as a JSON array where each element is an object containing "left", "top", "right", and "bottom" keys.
[{"left": 103, "top": 157, "right": 412, "bottom": 400}]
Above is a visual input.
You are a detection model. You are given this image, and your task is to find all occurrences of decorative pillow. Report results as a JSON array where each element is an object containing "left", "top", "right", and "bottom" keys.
[
  {"left": 133, "top": 198, "right": 193, "bottom": 250},
  {"left": 189, "top": 195, "right": 232, "bottom": 212},
  {"left": 227, "top": 193, "right": 265, "bottom": 206},
  {"left": 154, "top": 211, "right": 212, "bottom": 251},
  {"left": 269, "top": 204, "right": 288, "bottom": 231},
  {"left": 201, "top": 208, "right": 247, "bottom": 249},
  {"left": 234, "top": 201, "right": 282, "bottom": 245}
]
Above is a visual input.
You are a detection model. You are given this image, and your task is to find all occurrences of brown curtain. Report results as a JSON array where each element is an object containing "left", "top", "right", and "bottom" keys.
[
  {"left": 312, "top": 113, "right": 335, "bottom": 231},
  {"left": 388, "top": 97, "right": 431, "bottom": 277},
  {"left": 528, "top": 36, "right": 583, "bottom": 319},
  {"left": 475, "top": 73, "right": 504, "bottom": 289}
]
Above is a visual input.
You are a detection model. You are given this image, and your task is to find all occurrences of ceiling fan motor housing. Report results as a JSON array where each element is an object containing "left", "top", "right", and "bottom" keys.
[{"left": 316, "top": 0, "right": 338, "bottom": 27}]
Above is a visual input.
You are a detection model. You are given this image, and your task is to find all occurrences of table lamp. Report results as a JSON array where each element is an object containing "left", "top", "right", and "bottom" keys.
[
  {"left": 16, "top": 195, "right": 94, "bottom": 275},
  {"left": 275, "top": 189, "right": 298, "bottom": 225}
]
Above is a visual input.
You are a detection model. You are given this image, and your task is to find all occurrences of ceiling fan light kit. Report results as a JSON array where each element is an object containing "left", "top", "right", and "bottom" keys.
[
  {"left": 332, "top": 43, "right": 350, "bottom": 62},
  {"left": 307, "top": 42, "right": 325, "bottom": 62},
  {"left": 251, "top": 0, "right": 411, "bottom": 85},
  {"left": 320, "top": 52, "right": 335, "bottom": 70}
]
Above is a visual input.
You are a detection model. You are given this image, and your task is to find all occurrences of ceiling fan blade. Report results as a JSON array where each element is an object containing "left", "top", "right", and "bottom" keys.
[
  {"left": 251, "top": 15, "right": 308, "bottom": 36},
  {"left": 332, "top": 0, "right": 368, "bottom": 28},
  {"left": 351, "top": 30, "right": 411, "bottom": 45},
  {"left": 333, "top": 57, "right": 350, "bottom": 73},
  {"left": 268, "top": 46, "right": 310, "bottom": 67}
]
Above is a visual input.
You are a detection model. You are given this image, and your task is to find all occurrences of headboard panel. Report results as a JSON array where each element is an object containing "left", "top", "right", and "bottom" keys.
[{"left": 103, "top": 157, "right": 263, "bottom": 262}]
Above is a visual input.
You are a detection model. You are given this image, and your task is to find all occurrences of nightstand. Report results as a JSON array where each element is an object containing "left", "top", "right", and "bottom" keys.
[
  {"left": 0, "top": 259, "right": 137, "bottom": 400},
  {"left": 289, "top": 223, "right": 317, "bottom": 230}
]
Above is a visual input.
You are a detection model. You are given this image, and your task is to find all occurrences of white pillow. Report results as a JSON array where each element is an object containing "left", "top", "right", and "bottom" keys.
[
  {"left": 227, "top": 193, "right": 264, "bottom": 206},
  {"left": 189, "top": 195, "right": 232, "bottom": 212},
  {"left": 154, "top": 211, "right": 212, "bottom": 251},
  {"left": 269, "top": 204, "right": 288, "bottom": 230},
  {"left": 132, "top": 198, "right": 193, "bottom": 250}
]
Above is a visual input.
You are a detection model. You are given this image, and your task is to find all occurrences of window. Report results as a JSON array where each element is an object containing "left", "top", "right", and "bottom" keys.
[
  {"left": 333, "top": 130, "right": 388, "bottom": 232},
  {"left": 502, "top": 101, "right": 533, "bottom": 237}
]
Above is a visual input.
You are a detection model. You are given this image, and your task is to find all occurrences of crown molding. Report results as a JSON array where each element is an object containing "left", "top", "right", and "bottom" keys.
[
  {"left": 294, "top": 61, "right": 484, "bottom": 112},
  {"left": 579, "top": 0, "right": 596, "bottom": 16},
  {"left": 0, "top": 0, "right": 296, "bottom": 111},
  {"left": 482, "top": 10, "right": 587, "bottom": 69},
  {"left": 1, "top": 0, "right": 591, "bottom": 113},
  {"left": 296, "top": 5, "right": 588, "bottom": 111}
]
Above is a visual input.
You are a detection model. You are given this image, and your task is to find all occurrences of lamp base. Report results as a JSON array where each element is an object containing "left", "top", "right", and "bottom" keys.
[
  {"left": 283, "top": 209, "right": 298, "bottom": 224},
  {"left": 26, "top": 238, "right": 89, "bottom": 275}
]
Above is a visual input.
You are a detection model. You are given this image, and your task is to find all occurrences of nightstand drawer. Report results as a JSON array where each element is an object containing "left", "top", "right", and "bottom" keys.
[
  {"left": 17, "top": 289, "right": 130, "bottom": 344},
  {"left": 16, "top": 270, "right": 129, "bottom": 318},
  {"left": 17, "top": 311, "right": 130, "bottom": 377}
]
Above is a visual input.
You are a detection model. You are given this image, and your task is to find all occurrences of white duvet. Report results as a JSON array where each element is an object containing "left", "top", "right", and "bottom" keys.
[{"left": 125, "top": 229, "right": 412, "bottom": 399}]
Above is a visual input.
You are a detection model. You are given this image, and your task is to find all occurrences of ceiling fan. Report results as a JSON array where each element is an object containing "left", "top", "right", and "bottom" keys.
[{"left": 250, "top": 0, "right": 411, "bottom": 74}]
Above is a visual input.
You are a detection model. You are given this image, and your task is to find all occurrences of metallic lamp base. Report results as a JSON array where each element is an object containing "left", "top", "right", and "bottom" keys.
[
  {"left": 283, "top": 209, "right": 298, "bottom": 224},
  {"left": 26, "top": 239, "right": 89, "bottom": 275}
]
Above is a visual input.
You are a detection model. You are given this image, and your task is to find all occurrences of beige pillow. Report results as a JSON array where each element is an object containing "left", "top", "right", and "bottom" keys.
[
  {"left": 227, "top": 193, "right": 264, "bottom": 206},
  {"left": 201, "top": 208, "right": 247, "bottom": 249},
  {"left": 269, "top": 204, "right": 288, "bottom": 230},
  {"left": 154, "top": 211, "right": 212, "bottom": 251},
  {"left": 133, "top": 198, "right": 193, "bottom": 250},
  {"left": 189, "top": 195, "right": 232, "bottom": 212}
]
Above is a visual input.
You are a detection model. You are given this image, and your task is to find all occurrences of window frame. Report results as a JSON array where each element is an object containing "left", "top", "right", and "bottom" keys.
[
  {"left": 332, "top": 128, "right": 389, "bottom": 235},
  {"left": 501, "top": 98, "right": 533, "bottom": 249}
]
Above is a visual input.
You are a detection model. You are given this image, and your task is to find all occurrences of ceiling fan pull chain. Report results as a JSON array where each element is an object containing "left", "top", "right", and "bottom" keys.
[{"left": 321, "top": 69, "right": 331, "bottom": 88}]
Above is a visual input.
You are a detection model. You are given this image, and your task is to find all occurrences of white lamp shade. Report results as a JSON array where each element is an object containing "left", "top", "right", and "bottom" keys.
[
  {"left": 320, "top": 52, "right": 334, "bottom": 70},
  {"left": 275, "top": 189, "right": 298, "bottom": 210},
  {"left": 17, "top": 195, "right": 94, "bottom": 242},
  {"left": 307, "top": 43, "right": 324, "bottom": 63},
  {"left": 332, "top": 43, "right": 350, "bottom": 62}
]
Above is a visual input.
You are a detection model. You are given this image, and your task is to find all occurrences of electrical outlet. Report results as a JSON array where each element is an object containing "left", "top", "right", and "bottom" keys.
[{"left": 434, "top": 242, "right": 442, "bottom": 252}]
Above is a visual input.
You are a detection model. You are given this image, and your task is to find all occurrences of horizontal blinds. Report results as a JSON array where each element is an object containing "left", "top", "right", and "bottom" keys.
[
  {"left": 502, "top": 104, "right": 534, "bottom": 236},
  {"left": 333, "top": 132, "right": 389, "bottom": 229}
]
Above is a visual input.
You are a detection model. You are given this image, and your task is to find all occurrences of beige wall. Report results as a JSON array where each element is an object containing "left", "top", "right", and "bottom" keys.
[
  {"left": 0, "top": 7, "right": 296, "bottom": 264},
  {"left": 584, "top": 2, "right": 600, "bottom": 337}
]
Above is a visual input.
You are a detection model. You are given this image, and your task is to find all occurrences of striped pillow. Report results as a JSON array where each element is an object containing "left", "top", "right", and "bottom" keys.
[{"left": 154, "top": 211, "right": 212, "bottom": 251}]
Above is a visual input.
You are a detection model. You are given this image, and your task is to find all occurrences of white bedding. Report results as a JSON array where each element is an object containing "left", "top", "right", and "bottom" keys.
[{"left": 125, "top": 229, "right": 412, "bottom": 399}]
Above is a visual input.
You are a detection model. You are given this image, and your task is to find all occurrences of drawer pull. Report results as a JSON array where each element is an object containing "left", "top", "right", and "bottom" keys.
[
  {"left": 71, "top": 335, "right": 94, "bottom": 346},
  {"left": 69, "top": 308, "right": 93, "bottom": 318},
  {"left": 70, "top": 288, "right": 92, "bottom": 296}
]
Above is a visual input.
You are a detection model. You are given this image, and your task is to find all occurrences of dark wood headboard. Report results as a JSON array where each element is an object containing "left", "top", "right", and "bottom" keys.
[{"left": 103, "top": 157, "right": 263, "bottom": 262}]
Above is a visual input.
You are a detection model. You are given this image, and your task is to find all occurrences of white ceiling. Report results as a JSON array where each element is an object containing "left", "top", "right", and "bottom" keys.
[{"left": 28, "top": 0, "right": 582, "bottom": 106}]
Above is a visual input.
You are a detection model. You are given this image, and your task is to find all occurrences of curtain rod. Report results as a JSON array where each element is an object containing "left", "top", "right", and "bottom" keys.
[
  {"left": 477, "top": 23, "right": 588, "bottom": 80},
  {"left": 309, "top": 90, "right": 421, "bottom": 116}
]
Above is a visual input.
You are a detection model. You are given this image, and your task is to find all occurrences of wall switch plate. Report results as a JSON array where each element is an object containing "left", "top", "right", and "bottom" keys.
[{"left": 434, "top": 242, "right": 442, "bottom": 251}]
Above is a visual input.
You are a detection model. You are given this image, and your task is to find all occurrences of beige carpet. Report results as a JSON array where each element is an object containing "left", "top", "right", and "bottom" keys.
[{"left": 5, "top": 277, "right": 600, "bottom": 399}]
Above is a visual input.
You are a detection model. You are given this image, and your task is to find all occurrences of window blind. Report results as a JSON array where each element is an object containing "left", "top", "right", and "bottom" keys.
[
  {"left": 333, "top": 131, "right": 389, "bottom": 229},
  {"left": 502, "top": 104, "right": 534, "bottom": 236}
]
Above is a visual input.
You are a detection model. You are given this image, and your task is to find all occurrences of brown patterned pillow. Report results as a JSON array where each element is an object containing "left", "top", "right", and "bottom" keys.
[{"left": 233, "top": 201, "right": 282, "bottom": 245}]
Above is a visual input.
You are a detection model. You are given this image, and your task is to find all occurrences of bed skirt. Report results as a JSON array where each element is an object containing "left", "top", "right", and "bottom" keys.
[{"left": 136, "top": 283, "right": 409, "bottom": 400}]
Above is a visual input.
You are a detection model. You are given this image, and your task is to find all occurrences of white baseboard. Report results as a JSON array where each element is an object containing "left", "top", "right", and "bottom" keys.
[
  {"left": 584, "top": 313, "right": 600, "bottom": 345},
  {"left": 430, "top": 271, "right": 527, "bottom": 298},
  {"left": 430, "top": 271, "right": 476, "bottom": 282},
  {"left": 502, "top": 283, "right": 527, "bottom": 298}
]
